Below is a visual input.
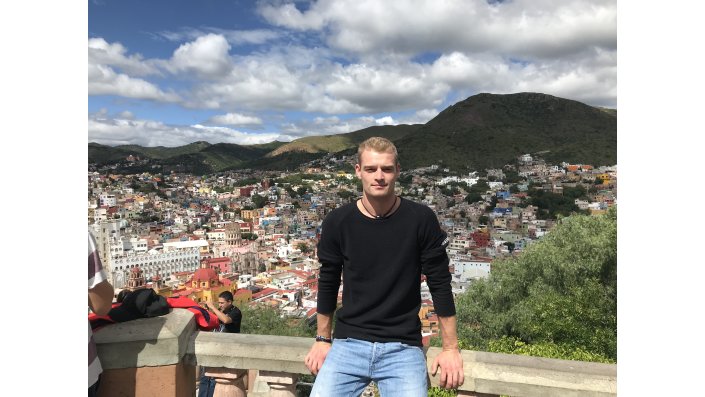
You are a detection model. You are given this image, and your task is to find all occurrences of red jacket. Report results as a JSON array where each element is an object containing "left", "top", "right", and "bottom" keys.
[{"left": 89, "top": 290, "right": 219, "bottom": 331}]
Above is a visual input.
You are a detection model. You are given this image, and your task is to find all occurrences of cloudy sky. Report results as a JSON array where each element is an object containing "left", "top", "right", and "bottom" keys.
[{"left": 88, "top": 0, "right": 616, "bottom": 147}]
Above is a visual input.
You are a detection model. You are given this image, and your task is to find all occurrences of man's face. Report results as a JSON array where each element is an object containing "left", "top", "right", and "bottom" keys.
[
  {"left": 355, "top": 149, "right": 400, "bottom": 200},
  {"left": 218, "top": 298, "right": 232, "bottom": 311}
]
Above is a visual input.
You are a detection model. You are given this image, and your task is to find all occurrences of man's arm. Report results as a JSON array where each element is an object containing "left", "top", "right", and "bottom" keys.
[
  {"left": 88, "top": 279, "right": 115, "bottom": 316},
  {"left": 205, "top": 301, "right": 233, "bottom": 324},
  {"left": 431, "top": 315, "right": 464, "bottom": 389},
  {"left": 304, "top": 312, "right": 333, "bottom": 375},
  {"left": 305, "top": 212, "right": 342, "bottom": 374}
]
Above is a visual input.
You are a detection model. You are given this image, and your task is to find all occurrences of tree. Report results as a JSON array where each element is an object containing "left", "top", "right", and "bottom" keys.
[
  {"left": 337, "top": 190, "right": 355, "bottom": 200},
  {"left": 251, "top": 194, "right": 267, "bottom": 208},
  {"left": 296, "top": 242, "right": 312, "bottom": 255},
  {"left": 485, "top": 196, "right": 498, "bottom": 212},
  {"left": 563, "top": 185, "right": 588, "bottom": 200},
  {"left": 528, "top": 188, "right": 582, "bottom": 218},
  {"left": 240, "top": 304, "right": 314, "bottom": 337},
  {"left": 241, "top": 233, "right": 258, "bottom": 240},
  {"left": 465, "top": 192, "right": 482, "bottom": 204},
  {"left": 451, "top": 208, "right": 617, "bottom": 362},
  {"left": 503, "top": 241, "right": 515, "bottom": 253},
  {"left": 503, "top": 169, "right": 522, "bottom": 184}
]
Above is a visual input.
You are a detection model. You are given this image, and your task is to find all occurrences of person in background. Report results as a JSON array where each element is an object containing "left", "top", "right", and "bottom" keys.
[
  {"left": 198, "top": 291, "right": 243, "bottom": 397},
  {"left": 89, "top": 231, "right": 115, "bottom": 397},
  {"left": 206, "top": 291, "right": 242, "bottom": 333}
]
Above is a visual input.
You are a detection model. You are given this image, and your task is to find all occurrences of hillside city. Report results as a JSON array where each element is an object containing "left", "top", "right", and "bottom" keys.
[{"left": 88, "top": 152, "right": 617, "bottom": 343}]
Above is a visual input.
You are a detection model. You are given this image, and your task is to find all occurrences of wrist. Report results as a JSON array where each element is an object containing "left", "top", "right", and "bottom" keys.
[
  {"left": 315, "top": 335, "right": 332, "bottom": 343},
  {"left": 442, "top": 343, "right": 460, "bottom": 351}
]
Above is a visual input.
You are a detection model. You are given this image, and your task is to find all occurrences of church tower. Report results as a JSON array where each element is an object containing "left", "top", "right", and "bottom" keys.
[
  {"left": 225, "top": 221, "right": 242, "bottom": 246},
  {"left": 126, "top": 266, "right": 146, "bottom": 291}
]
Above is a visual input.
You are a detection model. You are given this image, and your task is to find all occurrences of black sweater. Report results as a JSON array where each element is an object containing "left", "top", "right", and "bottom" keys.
[{"left": 316, "top": 197, "right": 455, "bottom": 346}]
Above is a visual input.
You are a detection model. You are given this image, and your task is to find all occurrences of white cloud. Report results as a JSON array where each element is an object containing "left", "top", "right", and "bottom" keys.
[
  {"left": 87, "top": 63, "right": 180, "bottom": 101},
  {"left": 88, "top": 113, "right": 292, "bottom": 147},
  {"left": 183, "top": 45, "right": 346, "bottom": 112},
  {"left": 154, "top": 28, "right": 283, "bottom": 46},
  {"left": 88, "top": 0, "right": 617, "bottom": 144},
  {"left": 209, "top": 113, "right": 264, "bottom": 126},
  {"left": 167, "top": 34, "right": 233, "bottom": 78},
  {"left": 279, "top": 114, "right": 408, "bottom": 137},
  {"left": 258, "top": 0, "right": 616, "bottom": 61},
  {"left": 428, "top": 50, "right": 616, "bottom": 107},
  {"left": 324, "top": 62, "right": 450, "bottom": 111},
  {"left": 88, "top": 37, "right": 159, "bottom": 76},
  {"left": 406, "top": 108, "right": 440, "bottom": 124},
  {"left": 118, "top": 110, "right": 135, "bottom": 120},
  {"left": 375, "top": 116, "right": 395, "bottom": 125},
  {"left": 258, "top": 2, "right": 326, "bottom": 30}
]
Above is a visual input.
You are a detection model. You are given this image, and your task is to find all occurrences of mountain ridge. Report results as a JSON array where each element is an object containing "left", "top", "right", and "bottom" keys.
[{"left": 89, "top": 92, "right": 616, "bottom": 174}]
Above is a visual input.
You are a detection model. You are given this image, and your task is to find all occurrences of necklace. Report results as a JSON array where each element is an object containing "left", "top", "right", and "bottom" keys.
[{"left": 360, "top": 196, "right": 398, "bottom": 219}]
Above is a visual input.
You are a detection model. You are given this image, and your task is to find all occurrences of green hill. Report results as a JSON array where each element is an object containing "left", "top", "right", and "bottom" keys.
[
  {"left": 88, "top": 92, "right": 616, "bottom": 173},
  {"left": 88, "top": 141, "right": 212, "bottom": 165},
  {"left": 266, "top": 124, "right": 422, "bottom": 157},
  {"left": 158, "top": 142, "right": 277, "bottom": 174},
  {"left": 395, "top": 92, "right": 616, "bottom": 170},
  {"left": 88, "top": 142, "right": 144, "bottom": 165}
]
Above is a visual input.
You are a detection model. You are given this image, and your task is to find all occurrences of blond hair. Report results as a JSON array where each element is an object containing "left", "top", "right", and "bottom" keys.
[{"left": 357, "top": 137, "right": 399, "bottom": 165}]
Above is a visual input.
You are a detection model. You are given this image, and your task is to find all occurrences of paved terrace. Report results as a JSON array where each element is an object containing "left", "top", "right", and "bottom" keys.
[{"left": 93, "top": 309, "right": 616, "bottom": 397}]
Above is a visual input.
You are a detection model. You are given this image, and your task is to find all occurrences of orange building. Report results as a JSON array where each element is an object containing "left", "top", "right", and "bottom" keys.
[{"left": 163, "top": 262, "right": 236, "bottom": 305}]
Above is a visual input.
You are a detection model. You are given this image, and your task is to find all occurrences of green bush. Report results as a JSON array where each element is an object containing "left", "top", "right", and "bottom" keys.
[{"left": 454, "top": 207, "right": 617, "bottom": 361}]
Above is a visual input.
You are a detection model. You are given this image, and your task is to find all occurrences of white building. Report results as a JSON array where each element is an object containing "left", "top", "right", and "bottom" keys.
[
  {"left": 110, "top": 246, "right": 202, "bottom": 289},
  {"left": 449, "top": 237, "right": 471, "bottom": 251},
  {"left": 451, "top": 256, "right": 491, "bottom": 282},
  {"left": 99, "top": 193, "right": 117, "bottom": 207},
  {"left": 237, "top": 274, "right": 254, "bottom": 289},
  {"left": 519, "top": 154, "right": 533, "bottom": 163}
]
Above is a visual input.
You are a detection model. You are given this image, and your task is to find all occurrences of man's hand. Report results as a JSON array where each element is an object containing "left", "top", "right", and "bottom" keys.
[
  {"left": 431, "top": 348, "right": 464, "bottom": 389},
  {"left": 304, "top": 342, "right": 331, "bottom": 375}
]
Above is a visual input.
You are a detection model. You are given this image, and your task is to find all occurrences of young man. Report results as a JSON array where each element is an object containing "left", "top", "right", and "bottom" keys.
[
  {"left": 305, "top": 137, "right": 464, "bottom": 396},
  {"left": 198, "top": 291, "right": 242, "bottom": 397},
  {"left": 206, "top": 291, "right": 242, "bottom": 333}
]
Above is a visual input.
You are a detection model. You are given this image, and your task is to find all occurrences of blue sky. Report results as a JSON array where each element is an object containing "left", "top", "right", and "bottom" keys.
[{"left": 88, "top": 0, "right": 617, "bottom": 147}]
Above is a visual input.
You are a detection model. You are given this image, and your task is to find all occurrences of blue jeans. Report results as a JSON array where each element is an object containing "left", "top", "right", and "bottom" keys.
[
  {"left": 310, "top": 338, "right": 428, "bottom": 397},
  {"left": 198, "top": 367, "right": 215, "bottom": 397}
]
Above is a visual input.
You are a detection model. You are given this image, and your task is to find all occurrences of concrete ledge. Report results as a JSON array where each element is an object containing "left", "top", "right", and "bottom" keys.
[
  {"left": 93, "top": 308, "right": 197, "bottom": 369},
  {"left": 426, "top": 348, "right": 616, "bottom": 397},
  {"left": 95, "top": 311, "right": 616, "bottom": 397},
  {"left": 189, "top": 332, "right": 311, "bottom": 374},
  {"left": 188, "top": 333, "right": 616, "bottom": 397}
]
